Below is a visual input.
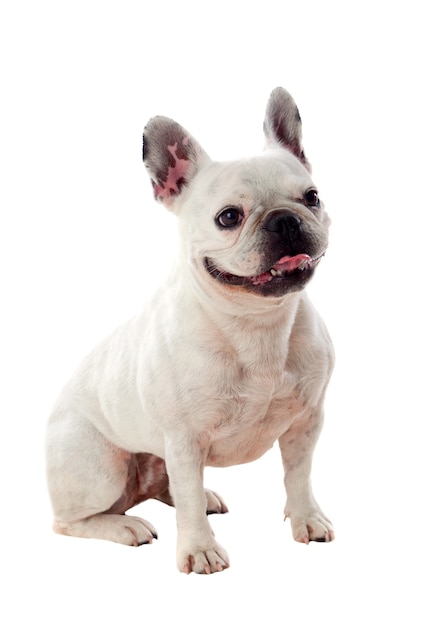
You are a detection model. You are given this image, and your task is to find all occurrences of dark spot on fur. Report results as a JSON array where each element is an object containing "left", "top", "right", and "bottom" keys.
[
  {"left": 105, "top": 453, "right": 170, "bottom": 514},
  {"left": 175, "top": 141, "right": 189, "bottom": 161}
]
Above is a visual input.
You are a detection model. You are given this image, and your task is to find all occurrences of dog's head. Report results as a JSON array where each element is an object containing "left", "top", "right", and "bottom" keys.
[{"left": 143, "top": 87, "right": 330, "bottom": 299}]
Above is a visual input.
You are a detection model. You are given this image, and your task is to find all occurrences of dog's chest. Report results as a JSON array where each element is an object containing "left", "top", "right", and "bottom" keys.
[{"left": 206, "top": 371, "right": 305, "bottom": 467}]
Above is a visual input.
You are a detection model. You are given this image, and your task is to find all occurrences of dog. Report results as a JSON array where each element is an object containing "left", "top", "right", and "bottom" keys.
[{"left": 46, "top": 87, "right": 335, "bottom": 574}]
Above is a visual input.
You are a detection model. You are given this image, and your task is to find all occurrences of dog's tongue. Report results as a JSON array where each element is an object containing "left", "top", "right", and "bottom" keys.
[
  {"left": 251, "top": 254, "right": 313, "bottom": 285},
  {"left": 273, "top": 254, "right": 313, "bottom": 272}
]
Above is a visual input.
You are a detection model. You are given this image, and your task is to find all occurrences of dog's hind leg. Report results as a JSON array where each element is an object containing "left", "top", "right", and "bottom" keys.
[{"left": 46, "top": 413, "right": 161, "bottom": 546}]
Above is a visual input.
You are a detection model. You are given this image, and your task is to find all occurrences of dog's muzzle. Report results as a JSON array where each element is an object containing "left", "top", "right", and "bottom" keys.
[{"left": 205, "top": 210, "right": 326, "bottom": 297}]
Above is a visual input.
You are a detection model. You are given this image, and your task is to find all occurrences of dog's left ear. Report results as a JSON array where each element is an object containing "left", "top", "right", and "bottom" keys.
[
  {"left": 263, "top": 87, "right": 311, "bottom": 172},
  {"left": 143, "top": 116, "right": 210, "bottom": 211}
]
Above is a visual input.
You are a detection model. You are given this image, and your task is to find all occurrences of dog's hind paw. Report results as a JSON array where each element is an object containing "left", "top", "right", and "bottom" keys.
[
  {"left": 205, "top": 488, "right": 228, "bottom": 515},
  {"left": 54, "top": 513, "right": 158, "bottom": 546}
]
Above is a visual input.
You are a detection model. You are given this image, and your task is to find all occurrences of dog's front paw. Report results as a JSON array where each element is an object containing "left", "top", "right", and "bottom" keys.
[
  {"left": 287, "top": 510, "right": 335, "bottom": 544},
  {"left": 177, "top": 540, "right": 230, "bottom": 575}
]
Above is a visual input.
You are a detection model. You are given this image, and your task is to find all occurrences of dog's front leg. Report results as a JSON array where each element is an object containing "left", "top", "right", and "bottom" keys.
[
  {"left": 164, "top": 437, "right": 230, "bottom": 574},
  {"left": 279, "top": 406, "right": 334, "bottom": 544}
]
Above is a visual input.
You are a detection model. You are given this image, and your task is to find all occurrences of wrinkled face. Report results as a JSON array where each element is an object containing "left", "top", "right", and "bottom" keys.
[{"left": 180, "top": 150, "right": 330, "bottom": 298}]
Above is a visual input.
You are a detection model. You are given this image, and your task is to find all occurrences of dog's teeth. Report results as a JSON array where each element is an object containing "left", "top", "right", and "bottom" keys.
[
  {"left": 270, "top": 268, "right": 283, "bottom": 277},
  {"left": 297, "top": 259, "right": 311, "bottom": 270}
]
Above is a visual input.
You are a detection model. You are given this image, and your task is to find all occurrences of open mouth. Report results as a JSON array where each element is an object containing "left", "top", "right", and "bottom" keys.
[{"left": 204, "top": 252, "right": 325, "bottom": 294}]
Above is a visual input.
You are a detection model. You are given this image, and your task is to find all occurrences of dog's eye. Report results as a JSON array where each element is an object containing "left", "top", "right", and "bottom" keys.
[
  {"left": 216, "top": 207, "right": 244, "bottom": 228},
  {"left": 304, "top": 189, "right": 320, "bottom": 208}
]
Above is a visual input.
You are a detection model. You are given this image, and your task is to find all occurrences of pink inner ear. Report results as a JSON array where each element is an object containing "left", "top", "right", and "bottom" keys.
[{"left": 154, "top": 141, "right": 190, "bottom": 201}]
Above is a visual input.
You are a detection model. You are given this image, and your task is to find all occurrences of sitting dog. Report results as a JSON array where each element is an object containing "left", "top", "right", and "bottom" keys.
[{"left": 46, "top": 87, "right": 335, "bottom": 574}]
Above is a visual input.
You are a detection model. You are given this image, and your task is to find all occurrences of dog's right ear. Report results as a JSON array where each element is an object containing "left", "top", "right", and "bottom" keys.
[
  {"left": 143, "top": 116, "right": 210, "bottom": 212},
  {"left": 263, "top": 87, "right": 311, "bottom": 172}
]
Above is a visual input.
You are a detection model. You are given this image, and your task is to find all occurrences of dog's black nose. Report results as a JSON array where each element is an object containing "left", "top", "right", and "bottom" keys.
[{"left": 263, "top": 211, "right": 301, "bottom": 238}]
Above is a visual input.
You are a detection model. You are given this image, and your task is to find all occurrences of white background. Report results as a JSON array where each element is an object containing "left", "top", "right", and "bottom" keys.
[{"left": 1, "top": 0, "right": 444, "bottom": 623}]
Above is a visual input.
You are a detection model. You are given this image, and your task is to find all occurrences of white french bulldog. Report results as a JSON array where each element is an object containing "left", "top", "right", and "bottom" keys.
[{"left": 46, "top": 87, "right": 335, "bottom": 574}]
